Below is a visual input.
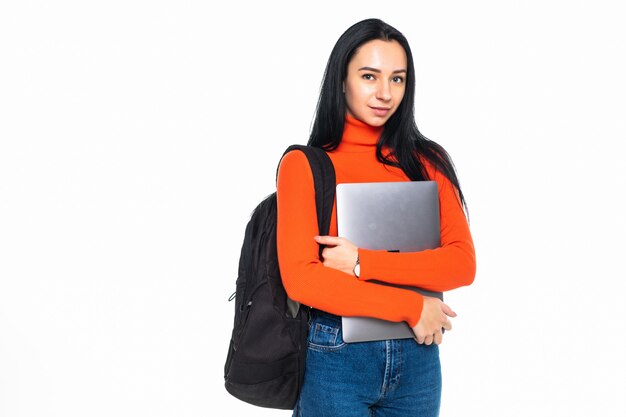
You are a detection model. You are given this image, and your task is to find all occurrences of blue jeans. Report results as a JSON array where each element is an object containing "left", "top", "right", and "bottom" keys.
[{"left": 293, "top": 310, "right": 442, "bottom": 417}]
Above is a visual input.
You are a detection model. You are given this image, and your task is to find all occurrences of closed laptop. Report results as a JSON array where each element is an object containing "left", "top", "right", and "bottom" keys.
[{"left": 336, "top": 181, "right": 443, "bottom": 343}]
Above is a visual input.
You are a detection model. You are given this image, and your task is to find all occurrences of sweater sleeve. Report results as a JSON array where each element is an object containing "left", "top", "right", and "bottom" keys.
[
  {"left": 276, "top": 150, "right": 425, "bottom": 327},
  {"left": 357, "top": 163, "right": 476, "bottom": 292}
]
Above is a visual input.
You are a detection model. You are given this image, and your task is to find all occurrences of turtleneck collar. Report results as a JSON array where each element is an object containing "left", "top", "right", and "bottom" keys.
[{"left": 335, "top": 113, "right": 384, "bottom": 153}]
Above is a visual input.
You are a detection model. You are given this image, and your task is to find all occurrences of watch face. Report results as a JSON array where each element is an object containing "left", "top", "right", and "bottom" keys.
[{"left": 354, "top": 264, "right": 360, "bottom": 277}]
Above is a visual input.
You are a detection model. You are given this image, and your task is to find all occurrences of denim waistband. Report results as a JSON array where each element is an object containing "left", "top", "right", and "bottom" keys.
[{"left": 310, "top": 308, "right": 341, "bottom": 321}]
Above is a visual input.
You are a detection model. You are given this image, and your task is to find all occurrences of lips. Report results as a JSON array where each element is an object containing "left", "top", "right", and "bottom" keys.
[{"left": 370, "top": 106, "right": 391, "bottom": 116}]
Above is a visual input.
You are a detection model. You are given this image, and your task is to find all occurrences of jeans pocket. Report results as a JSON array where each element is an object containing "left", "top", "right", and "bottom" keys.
[{"left": 307, "top": 313, "right": 347, "bottom": 352}]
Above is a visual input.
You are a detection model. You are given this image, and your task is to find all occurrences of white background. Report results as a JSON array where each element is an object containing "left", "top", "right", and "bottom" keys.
[{"left": 1, "top": 1, "right": 625, "bottom": 416}]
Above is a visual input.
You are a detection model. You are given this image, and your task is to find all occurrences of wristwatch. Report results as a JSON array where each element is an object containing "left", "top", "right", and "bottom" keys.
[{"left": 353, "top": 254, "right": 360, "bottom": 278}]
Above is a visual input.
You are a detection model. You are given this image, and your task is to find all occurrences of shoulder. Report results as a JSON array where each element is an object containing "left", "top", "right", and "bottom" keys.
[
  {"left": 421, "top": 158, "right": 465, "bottom": 216},
  {"left": 277, "top": 148, "right": 315, "bottom": 187},
  {"left": 417, "top": 153, "right": 458, "bottom": 199},
  {"left": 417, "top": 154, "right": 443, "bottom": 183}
]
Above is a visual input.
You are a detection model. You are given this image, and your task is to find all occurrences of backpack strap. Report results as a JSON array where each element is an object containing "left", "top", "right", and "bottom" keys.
[{"left": 276, "top": 145, "right": 336, "bottom": 260}]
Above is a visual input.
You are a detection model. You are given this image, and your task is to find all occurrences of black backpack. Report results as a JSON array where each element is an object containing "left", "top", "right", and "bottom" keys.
[{"left": 224, "top": 144, "right": 336, "bottom": 410}]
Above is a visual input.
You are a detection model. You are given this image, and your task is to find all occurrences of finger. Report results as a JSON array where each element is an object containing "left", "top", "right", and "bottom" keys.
[
  {"left": 313, "top": 235, "right": 340, "bottom": 245},
  {"left": 433, "top": 330, "right": 443, "bottom": 345},
  {"left": 424, "top": 334, "right": 434, "bottom": 346},
  {"left": 415, "top": 333, "right": 425, "bottom": 344},
  {"left": 442, "top": 319, "right": 452, "bottom": 331},
  {"left": 441, "top": 303, "right": 458, "bottom": 317}
]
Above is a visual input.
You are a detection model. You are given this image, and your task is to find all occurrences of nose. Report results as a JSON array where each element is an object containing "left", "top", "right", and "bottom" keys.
[{"left": 376, "top": 80, "right": 392, "bottom": 102}]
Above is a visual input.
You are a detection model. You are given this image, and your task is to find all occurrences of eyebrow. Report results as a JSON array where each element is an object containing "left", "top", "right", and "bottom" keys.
[{"left": 357, "top": 66, "right": 407, "bottom": 74}]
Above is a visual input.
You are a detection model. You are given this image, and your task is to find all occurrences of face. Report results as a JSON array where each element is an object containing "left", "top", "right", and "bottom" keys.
[{"left": 343, "top": 39, "right": 407, "bottom": 127}]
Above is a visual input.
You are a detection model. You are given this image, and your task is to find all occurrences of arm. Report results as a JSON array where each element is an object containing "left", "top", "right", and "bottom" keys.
[
  {"left": 357, "top": 163, "right": 476, "bottom": 292},
  {"left": 276, "top": 150, "right": 425, "bottom": 327}
]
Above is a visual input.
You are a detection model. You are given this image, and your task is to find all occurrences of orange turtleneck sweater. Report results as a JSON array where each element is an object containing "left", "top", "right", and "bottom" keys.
[{"left": 276, "top": 114, "right": 476, "bottom": 327}]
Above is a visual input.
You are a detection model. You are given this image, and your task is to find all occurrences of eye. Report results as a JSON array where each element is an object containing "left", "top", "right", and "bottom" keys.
[
  {"left": 392, "top": 76, "right": 405, "bottom": 83},
  {"left": 362, "top": 73, "right": 375, "bottom": 80}
]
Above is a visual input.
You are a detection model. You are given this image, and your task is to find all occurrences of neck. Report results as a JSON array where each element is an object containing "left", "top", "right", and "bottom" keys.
[{"left": 336, "top": 113, "right": 383, "bottom": 153}]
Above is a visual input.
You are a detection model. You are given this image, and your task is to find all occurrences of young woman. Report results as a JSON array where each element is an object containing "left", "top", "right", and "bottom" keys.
[{"left": 276, "top": 18, "right": 476, "bottom": 417}]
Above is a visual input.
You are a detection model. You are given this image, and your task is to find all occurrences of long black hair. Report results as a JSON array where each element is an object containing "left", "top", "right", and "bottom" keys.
[{"left": 307, "top": 18, "right": 469, "bottom": 220}]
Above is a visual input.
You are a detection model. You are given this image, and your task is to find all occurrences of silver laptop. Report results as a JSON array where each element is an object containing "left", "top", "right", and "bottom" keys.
[{"left": 336, "top": 181, "right": 443, "bottom": 343}]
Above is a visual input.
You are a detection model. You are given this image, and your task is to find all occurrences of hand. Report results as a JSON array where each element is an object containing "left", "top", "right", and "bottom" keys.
[
  {"left": 313, "top": 235, "right": 359, "bottom": 276},
  {"left": 411, "top": 296, "right": 457, "bottom": 345}
]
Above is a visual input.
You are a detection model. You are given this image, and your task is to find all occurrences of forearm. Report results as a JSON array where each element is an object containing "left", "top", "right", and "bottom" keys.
[{"left": 357, "top": 240, "right": 476, "bottom": 291}]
